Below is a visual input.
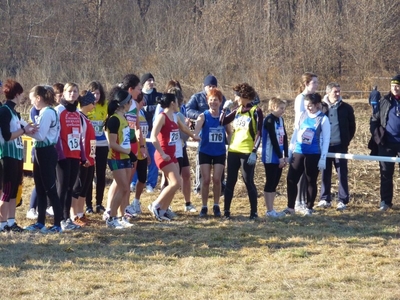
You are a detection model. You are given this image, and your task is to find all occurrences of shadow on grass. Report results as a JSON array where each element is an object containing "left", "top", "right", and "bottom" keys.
[{"left": 0, "top": 209, "right": 399, "bottom": 270}]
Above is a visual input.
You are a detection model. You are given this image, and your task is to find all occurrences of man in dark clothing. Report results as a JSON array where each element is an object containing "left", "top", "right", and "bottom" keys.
[
  {"left": 141, "top": 73, "right": 162, "bottom": 193},
  {"left": 370, "top": 74, "right": 400, "bottom": 211},
  {"left": 369, "top": 86, "right": 381, "bottom": 114},
  {"left": 316, "top": 83, "right": 356, "bottom": 211}
]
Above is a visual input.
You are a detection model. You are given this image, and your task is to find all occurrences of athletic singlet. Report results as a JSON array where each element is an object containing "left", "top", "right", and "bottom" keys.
[
  {"left": 137, "top": 110, "right": 148, "bottom": 160},
  {"left": 125, "top": 101, "right": 138, "bottom": 143},
  {"left": 80, "top": 112, "right": 96, "bottom": 165},
  {"left": 88, "top": 102, "right": 108, "bottom": 147},
  {"left": 294, "top": 111, "right": 324, "bottom": 154},
  {"left": 229, "top": 105, "right": 257, "bottom": 154},
  {"left": 158, "top": 112, "right": 179, "bottom": 158},
  {"left": 56, "top": 105, "right": 82, "bottom": 159},
  {"left": 107, "top": 113, "right": 130, "bottom": 160},
  {"left": 261, "top": 114, "right": 284, "bottom": 164},
  {"left": 199, "top": 110, "right": 226, "bottom": 156},
  {"left": 33, "top": 106, "right": 59, "bottom": 148},
  {"left": 173, "top": 113, "right": 183, "bottom": 158},
  {"left": 0, "top": 105, "right": 23, "bottom": 160}
]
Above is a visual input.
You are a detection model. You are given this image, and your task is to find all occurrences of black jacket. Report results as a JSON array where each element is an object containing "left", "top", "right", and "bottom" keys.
[
  {"left": 326, "top": 101, "right": 356, "bottom": 150},
  {"left": 370, "top": 92, "right": 394, "bottom": 134}
]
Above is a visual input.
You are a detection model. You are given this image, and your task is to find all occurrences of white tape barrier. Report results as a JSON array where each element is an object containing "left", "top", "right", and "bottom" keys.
[
  {"left": 326, "top": 152, "right": 400, "bottom": 163},
  {"left": 148, "top": 139, "right": 400, "bottom": 163}
]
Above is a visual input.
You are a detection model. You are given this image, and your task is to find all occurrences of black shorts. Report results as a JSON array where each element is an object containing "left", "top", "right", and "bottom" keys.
[
  {"left": 1, "top": 157, "right": 23, "bottom": 202},
  {"left": 180, "top": 146, "right": 190, "bottom": 168},
  {"left": 198, "top": 152, "right": 226, "bottom": 166}
]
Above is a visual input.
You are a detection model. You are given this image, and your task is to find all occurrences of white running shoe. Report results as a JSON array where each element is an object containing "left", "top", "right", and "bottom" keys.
[
  {"left": 130, "top": 183, "right": 136, "bottom": 192},
  {"left": 106, "top": 217, "right": 124, "bottom": 229},
  {"left": 124, "top": 204, "right": 138, "bottom": 218},
  {"left": 26, "top": 208, "right": 38, "bottom": 220},
  {"left": 265, "top": 209, "right": 285, "bottom": 218},
  {"left": 184, "top": 203, "right": 197, "bottom": 212},
  {"left": 61, "top": 218, "right": 81, "bottom": 231},
  {"left": 316, "top": 200, "right": 332, "bottom": 208},
  {"left": 132, "top": 201, "right": 142, "bottom": 214},
  {"left": 119, "top": 217, "right": 134, "bottom": 228},
  {"left": 336, "top": 202, "right": 347, "bottom": 211},
  {"left": 102, "top": 210, "right": 111, "bottom": 221},
  {"left": 303, "top": 208, "right": 313, "bottom": 216},
  {"left": 146, "top": 185, "right": 154, "bottom": 193}
]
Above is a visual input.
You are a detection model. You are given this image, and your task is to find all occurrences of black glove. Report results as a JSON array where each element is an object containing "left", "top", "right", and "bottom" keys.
[{"left": 129, "top": 151, "right": 137, "bottom": 164}]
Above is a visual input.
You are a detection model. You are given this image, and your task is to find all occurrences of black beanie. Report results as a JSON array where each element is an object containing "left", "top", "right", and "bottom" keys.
[{"left": 140, "top": 73, "right": 154, "bottom": 85}]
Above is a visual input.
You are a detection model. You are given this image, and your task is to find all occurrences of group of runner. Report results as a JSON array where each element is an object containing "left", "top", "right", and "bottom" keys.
[{"left": 2, "top": 71, "right": 399, "bottom": 232}]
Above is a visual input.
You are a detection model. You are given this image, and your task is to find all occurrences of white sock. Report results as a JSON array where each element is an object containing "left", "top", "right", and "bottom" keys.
[
  {"left": 7, "top": 218, "right": 15, "bottom": 226},
  {"left": 133, "top": 198, "right": 140, "bottom": 204},
  {"left": 0, "top": 221, "right": 7, "bottom": 229},
  {"left": 77, "top": 213, "right": 84, "bottom": 218}
]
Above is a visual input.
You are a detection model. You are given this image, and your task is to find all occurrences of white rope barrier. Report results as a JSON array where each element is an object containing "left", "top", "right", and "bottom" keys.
[
  {"left": 150, "top": 140, "right": 400, "bottom": 163},
  {"left": 326, "top": 152, "right": 400, "bottom": 163}
]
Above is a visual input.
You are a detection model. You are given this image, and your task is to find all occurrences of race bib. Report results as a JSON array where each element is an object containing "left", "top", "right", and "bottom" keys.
[
  {"left": 15, "top": 136, "right": 23, "bottom": 149},
  {"left": 67, "top": 133, "right": 81, "bottom": 151},
  {"left": 209, "top": 127, "right": 224, "bottom": 143},
  {"left": 301, "top": 129, "right": 315, "bottom": 145},
  {"left": 140, "top": 125, "right": 148, "bottom": 138},
  {"left": 277, "top": 126, "right": 284, "bottom": 146},
  {"left": 234, "top": 115, "right": 251, "bottom": 129},
  {"left": 90, "top": 140, "right": 96, "bottom": 158},
  {"left": 121, "top": 126, "right": 131, "bottom": 149},
  {"left": 169, "top": 130, "right": 180, "bottom": 145},
  {"left": 91, "top": 120, "right": 104, "bottom": 137}
]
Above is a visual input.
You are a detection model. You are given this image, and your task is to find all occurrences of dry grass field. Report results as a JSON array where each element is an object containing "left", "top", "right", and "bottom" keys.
[{"left": 1, "top": 99, "right": 400, "bottom": 300}]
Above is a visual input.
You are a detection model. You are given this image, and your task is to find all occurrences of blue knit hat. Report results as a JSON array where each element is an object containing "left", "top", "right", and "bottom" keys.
[
  {"left": 79, "top": 91, "right": 96, "bottom": 107},
  {"left": 204, "top": 75, "right": 218, "bottom": 87}
]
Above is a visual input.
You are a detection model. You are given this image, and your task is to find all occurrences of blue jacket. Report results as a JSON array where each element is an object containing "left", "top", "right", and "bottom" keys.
[
  {"left": 185, "top": 90, "right": 226, "bottom": 120},
  {"left": 143, "top": 88, "right": 162, "bottom": 134}
]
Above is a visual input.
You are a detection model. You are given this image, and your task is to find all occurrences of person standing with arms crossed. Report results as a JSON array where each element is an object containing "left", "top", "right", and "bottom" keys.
[
  {"left": 316, "top": 83, "right": 356, "bottom": 211},
  {"left": 370, "top": 74, "right": 400, "bottom": 211}
]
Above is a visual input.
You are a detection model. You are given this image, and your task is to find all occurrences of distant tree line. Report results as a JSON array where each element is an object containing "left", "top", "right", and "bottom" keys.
[{"left": 0, "top": 0, "right": 398, "bottom": 97}]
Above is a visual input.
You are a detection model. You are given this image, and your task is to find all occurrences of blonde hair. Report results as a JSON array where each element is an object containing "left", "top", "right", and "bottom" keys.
[
  {"left": 268, "top": 97, "right": 286, "bottom": 111},
  {"left": 63, "top": 82, "right": 79, "bottom": 92}
]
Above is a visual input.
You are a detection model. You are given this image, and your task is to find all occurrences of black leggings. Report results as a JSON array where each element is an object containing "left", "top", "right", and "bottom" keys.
[
  {"left": 136, "top": 158, "right": 148, "bottom": 184},
  {"left": 224, "top": 152, "right": 257, "bottom": 214},
  {"left": 34, "top": 146, "right": 63, "bottom": 227},
  {"left": 56, "top": 158, "right": 80, "bottom": 220},
  {"left": 86, "top": 146, "right": 108, "bottom": 208},
  {"left": 286, "top": 153, "right": 320, "bottom": 209}
]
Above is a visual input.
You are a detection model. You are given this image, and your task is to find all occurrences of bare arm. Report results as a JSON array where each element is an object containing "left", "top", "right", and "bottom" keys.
[
  {"left": 151, "top": 113, "right": 167, "bottom": 157},
  {"left": 178, "top": 115, "right": 200, "bottom": 141},
  {"left": 192, "top": 113, "right": 205, "bottom": 137},
  {"left": 107, "top": 132, "right": 130, "bottom": 155}
]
